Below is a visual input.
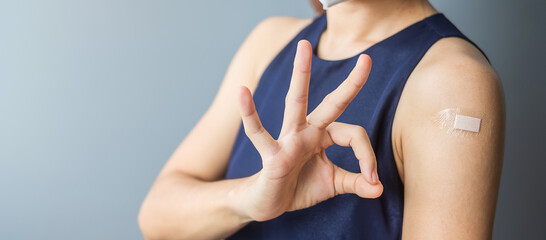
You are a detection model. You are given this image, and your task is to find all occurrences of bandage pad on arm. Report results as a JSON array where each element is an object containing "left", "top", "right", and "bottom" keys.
[{"left": 431, "top": 108, "right": 491, "bottom": 137}]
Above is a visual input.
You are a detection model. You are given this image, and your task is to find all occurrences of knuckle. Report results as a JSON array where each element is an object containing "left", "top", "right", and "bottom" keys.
[
  {"left": 245, "top": 125, "right": 265, "bottom": 136},
  {"left": 324, "top": 94, "right": 348, "bottom": 111},
  {"left": 337, "top": 169, "right": 347, "bottom": 194},
  {"left": 286, "top": 93, "right": 308, "bottom": 105},
  {"left": 334, "top": 99, "right": 350, "bottom": 111},
  {"left": 253, "top": 126, "right": 266, "bottom": 136},
  {"left": 294, "top": 63, "right": 311, "bottom": 74},
  {"left": 348, "top": 77, "right": 364, "bottom": 90},
  {"left": 269, "top": 142, "right": 281, "bottom": 155},
  {"left": 317, "top": 118, "right": 330, "bottom": 129},
  {"left": 333, "top": 101, "right": 345, "bottom": 111},
  {"left": 241, "top": 107, "right": 256, "bottom": 118},
  {"left": 355, "top": 125, "right": 367, "bottom": 136},
  {"left": 352, "top": 175, "right": 358, "bottom": 194},
  {"left": 308, "top": 117, "right": 328, "bottom": 129},
  {"left": 294, "top": 94, "right": 308, "bottom": 104}
]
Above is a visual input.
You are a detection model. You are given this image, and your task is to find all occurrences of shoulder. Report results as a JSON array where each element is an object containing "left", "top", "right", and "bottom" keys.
[
  {"left": 392, "top": 36, "right": 505, "bottom": 179},
  {"left": 252, "top": 16, "right": 313, "bottom": 39},
  {"left": 398, "top": 36, "right": 504, "bottom": 132},
  {"left": 402, "top": 37, "right": 504, "bottom": 133},
  {"left": 236, "top": 16, "right": 313, "bottom": 86}
]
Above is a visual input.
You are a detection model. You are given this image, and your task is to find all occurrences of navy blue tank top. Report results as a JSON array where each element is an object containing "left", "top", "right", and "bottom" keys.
[{"left": 224, "top": 12, "right": 486, "bottom": 239}]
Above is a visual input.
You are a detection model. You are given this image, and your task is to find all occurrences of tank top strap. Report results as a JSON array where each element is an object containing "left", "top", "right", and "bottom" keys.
[
  {"left": 425, "top": 13, "right": 466, "bottom": 37},
  {"left": 224, "top": 12, "right": 489, "bottom": 239},
  {"left": 424, "top": 13, "right": 490, "bottom": 62}
]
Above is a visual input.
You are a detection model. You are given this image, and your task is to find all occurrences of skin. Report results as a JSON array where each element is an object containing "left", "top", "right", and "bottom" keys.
[
  {"left": 308, "top": 0, "right": 326, "bottom": 15},
  {"left": 138, "top": 0, "right": 505, "bottom": 239}
]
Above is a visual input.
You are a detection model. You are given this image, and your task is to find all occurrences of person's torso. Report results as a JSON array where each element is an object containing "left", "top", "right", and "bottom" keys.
[{"left": 224, "top": 12, "right": 484, "bottom": 239}]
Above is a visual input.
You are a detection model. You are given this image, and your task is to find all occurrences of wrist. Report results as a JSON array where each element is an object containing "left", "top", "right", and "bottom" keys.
[{"left": 226, "top": 173, "right": 259, "bottom": 223}]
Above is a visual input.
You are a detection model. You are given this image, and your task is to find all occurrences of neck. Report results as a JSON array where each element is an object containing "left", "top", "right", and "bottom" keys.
[{"left": 324, "top": 0, "right": 437, "bottom": 42}]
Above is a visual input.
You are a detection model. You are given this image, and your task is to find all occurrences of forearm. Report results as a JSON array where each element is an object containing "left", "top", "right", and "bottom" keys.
[{"left": 138, "top": 171, "right": 256, "bottom": 240}]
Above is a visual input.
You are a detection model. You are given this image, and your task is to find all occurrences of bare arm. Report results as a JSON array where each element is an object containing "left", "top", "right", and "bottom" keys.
[
  {"left": 394, "top": 38, "right": 505, "bottom": 239},
  {"left": 138, "top": 17, "right": 312, "bottom": 240},
  {"left": 138, "top": 17, "right": 385, "bottom": 239}
]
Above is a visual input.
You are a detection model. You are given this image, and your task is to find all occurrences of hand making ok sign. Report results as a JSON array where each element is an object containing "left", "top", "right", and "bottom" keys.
[{"left": 236, "top": 39, "right": 383, "bottom": 222}]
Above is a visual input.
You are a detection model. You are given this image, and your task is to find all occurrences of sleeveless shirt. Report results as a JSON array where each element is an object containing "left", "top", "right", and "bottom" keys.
[{"left": 224, "top": 12, "right": 486, "bottom": 239}]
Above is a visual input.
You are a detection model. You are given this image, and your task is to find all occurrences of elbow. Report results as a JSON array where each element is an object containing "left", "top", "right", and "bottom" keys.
[
  {"left": 138, "top": 173, "right": 203, "bottom": 240},
  {"left": 138, "top": 197, "right": 179, "bottom": 240},
  {"left": 138, "top": 199, "right": 163, "bottom": 240},
  {"left": 138, "top": 195, "right": 194, "bottom": 240}
]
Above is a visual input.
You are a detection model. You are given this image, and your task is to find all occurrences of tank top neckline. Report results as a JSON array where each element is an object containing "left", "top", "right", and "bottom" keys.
[
  {"left": 225, "top": 10, "right": 481, "bottom": 238},
  {"left": 310, "top": 12, "right": 445, "bottom": 63}
]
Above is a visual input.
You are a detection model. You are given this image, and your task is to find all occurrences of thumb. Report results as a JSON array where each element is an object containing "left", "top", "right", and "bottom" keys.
[{"left": 333, "top": 164, "right": 383, "bottom": 199}]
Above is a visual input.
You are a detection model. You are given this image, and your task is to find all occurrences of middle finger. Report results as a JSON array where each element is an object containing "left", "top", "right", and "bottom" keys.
[{"left": 282, "top": 39, "right": 313, "bottom": 131}]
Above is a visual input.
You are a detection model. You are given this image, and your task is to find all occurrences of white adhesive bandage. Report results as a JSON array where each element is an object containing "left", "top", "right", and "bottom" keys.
[
  {"left": 454, "top": 114, "right": 481, "bottom": 133},
  {"left": 432, "top": 108, "right": 485, "bottom": 137}
]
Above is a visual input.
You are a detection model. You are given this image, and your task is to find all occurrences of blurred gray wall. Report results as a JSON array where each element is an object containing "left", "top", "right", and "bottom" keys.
[{"left": 0, "top": 0, "right": 543, "bottom": 239}]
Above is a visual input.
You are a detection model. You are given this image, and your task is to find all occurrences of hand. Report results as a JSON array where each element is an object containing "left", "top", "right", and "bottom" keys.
[{"left": 236, "top": 39, "right": 383, "bottom": 222}]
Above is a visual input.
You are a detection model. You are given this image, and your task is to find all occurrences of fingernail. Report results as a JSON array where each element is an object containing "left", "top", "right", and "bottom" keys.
[{"left": 371, "top": 170, "right": 378, "bottom": 184}]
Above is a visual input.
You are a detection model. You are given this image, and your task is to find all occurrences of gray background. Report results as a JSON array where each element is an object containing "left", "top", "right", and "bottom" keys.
[{"left": 0, "top": 0, "right": 544, "bottom": 239}]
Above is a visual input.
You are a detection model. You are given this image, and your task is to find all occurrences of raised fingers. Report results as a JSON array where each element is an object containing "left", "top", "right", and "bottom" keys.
[
  {"left": 237, "top": 86, "right": 278, "bottom": 156},
  {"left": 282, "top": 40, "right": 312, "bottom": 131},
  {"left": 307, "top": 54, "right": 371, "bottom": 129},
  {"left": 326, "top": 122, "right": 379, "bottom": 185}
]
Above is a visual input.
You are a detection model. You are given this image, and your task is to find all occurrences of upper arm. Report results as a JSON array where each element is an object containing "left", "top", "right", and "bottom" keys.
[
  {"left": 393, "top": 37, "right": 505, "bottom": 239},
  {"left": 159, "top": 17, "right": 312, "bottom": 181}
]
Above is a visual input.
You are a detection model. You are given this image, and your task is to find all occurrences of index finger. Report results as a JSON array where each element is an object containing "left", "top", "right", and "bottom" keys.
[
  {"left": 307, "top": 54, "right": 372, "bottom": 129},
  {"left": 326, "top": 122, "right": 379, "bottom": 185}
]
